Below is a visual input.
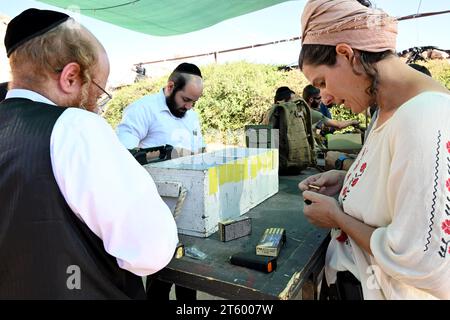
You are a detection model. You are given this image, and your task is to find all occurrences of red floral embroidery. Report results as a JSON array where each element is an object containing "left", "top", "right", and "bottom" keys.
[
  {"left": 336, "top": 231, "right": 348, "bottom": 242},
  {"left": 447, "top": 179, "right": 450, "bottom": 193},
  {"left": 446, "top": 141, "right": 450, "bottom": 154},
  {"left": 360, "top": 162, "right": 367, "bottom": 173},
  {"left": 442, "top": 220, "right": 450, "bottom": 235},
  {"left": 341, "top": 148, "right": 368, "bottom": 203},
  {"left": 341, "top": 186, "right": 349, "bottom": 197},
  {"left": 351, "top": 178, "right": 359, "bottom": 187},
  {"left": 345, "top": 172, "right": 352, "bottom": 183}
]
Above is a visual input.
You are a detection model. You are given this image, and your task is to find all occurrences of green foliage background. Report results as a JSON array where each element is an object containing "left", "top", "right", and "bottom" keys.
[
  {"left": 425, "top": 60, "right": 450, "bottom": 89},
  {"left": 104, "top": 60, "right": 450, "bottom": 144},
  {"left": 103, "top": 77, "right": 166, "bottom": 129}
]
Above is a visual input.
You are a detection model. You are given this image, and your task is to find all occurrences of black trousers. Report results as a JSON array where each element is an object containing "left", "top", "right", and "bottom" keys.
[
  {"left": 146, "top": 277, "right": 197, "bottom": 301},
  {"left": 320, "top": 271, "right": 364, "bottom": 300}
]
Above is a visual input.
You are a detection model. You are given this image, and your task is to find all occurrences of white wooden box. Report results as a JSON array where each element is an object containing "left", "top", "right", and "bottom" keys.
[{"left": 145, "top": 147, "right": 279, "bottom": 237}]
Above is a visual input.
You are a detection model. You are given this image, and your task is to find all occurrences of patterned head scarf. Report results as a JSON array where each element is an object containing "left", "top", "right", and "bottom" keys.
[{"left": 301, "top": 0, "right": 398, "bottom": 52}]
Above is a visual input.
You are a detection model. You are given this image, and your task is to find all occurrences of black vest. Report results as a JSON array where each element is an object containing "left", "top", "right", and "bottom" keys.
[{"left": 0, "top": 98, "right": 146, "bottom": 299}]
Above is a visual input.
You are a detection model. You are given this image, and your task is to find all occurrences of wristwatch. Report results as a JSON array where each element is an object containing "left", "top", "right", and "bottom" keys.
[{"left": 335, "top": 154, "right": 349, "bottom": 170}]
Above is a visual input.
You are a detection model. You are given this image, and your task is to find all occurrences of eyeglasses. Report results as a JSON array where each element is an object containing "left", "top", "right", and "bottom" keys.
[
  {"left": 313, "top": 96, "right": 322, "bottom": 101},
  {"left": 92, "top": 80, "right": 113, "bottom": 111}
]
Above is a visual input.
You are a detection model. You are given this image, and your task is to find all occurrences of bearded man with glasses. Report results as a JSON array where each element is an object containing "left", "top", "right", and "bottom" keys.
[
  {"left": 117, "top": 63, "right": 205, "bottom": 300},
  {"left": 116, "top": 63, "right": 206, "bottom": 160},
  {"left": 0, "top": 8, "right": 178, "bottom": 299},
  {"left": 92, "top": 80, "right": 113, "bottom": 114}
]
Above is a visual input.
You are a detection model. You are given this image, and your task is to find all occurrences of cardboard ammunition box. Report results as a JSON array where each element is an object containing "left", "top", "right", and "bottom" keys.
[
  {"left": 256, "top": 228, "right": 286, "bottom": 257},
  {"left": 219, "top": 217, "right": 252, "bottom": 242},
  {"left": 145, "top": 147, "right": 278, "bottom": 237}
]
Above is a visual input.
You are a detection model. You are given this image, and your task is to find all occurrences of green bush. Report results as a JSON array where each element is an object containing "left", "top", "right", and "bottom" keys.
[
  {"left": 196, "top": 62, "right": 309, "bottom": 144},
  {"left": 104, "top": 61, "right": 310, "bottom": 144},
  {"left": 424, "top": 60, "right": 450, "bottom": 90},
  {"left": 330, "top": 105, "right": 369, "bottom": 133},
  {"left": 103, "top": 60, "right": 450, "bottom": 144}
]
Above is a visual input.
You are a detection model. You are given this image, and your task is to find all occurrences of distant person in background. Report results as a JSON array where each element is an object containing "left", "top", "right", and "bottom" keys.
[
  {"left": 265, "top": 85, "right": 317, "bottom": 175},
  {"left": 318, "top": 102, "right": 337, "bottom": 137},
  {"left": 273, "top": 86, "right": 296, "bottom": 104},
  {"left": 303, "top": 84, "right": 359, "bottom": 149},
  {"left": 135, "top": 63, "right": 146, "bottom": 76},
  {"left": 134, "top": 63, "right": 147, "bottom": 82},
  {"left": 302, "top": 84, "right": 359, "bottom": 131},
  {"left": 319, "top": 101, "right": 333, "bottom": 119},
  {"left": 302, "top": 84, "right": 322, "bottom": 111},
  {"left": 0, "top": 82, "right": 8, "bottom": 101}
]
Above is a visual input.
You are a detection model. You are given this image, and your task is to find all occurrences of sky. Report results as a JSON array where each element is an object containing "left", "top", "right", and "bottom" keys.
[{"left": 1, "top": 0, "right": 449, "bottom": 86}]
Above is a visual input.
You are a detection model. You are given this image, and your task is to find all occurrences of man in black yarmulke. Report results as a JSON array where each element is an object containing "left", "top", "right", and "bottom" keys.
[
  {"left": 0, "top": 8, "right": 179, "bottom": 299},
  {"left": 4, "top": 8, "right": 69, "bottom": 57},
  {"left": 117, "top": 62, "right": 205, "bottom": 301},
  {"left": 117, "top": 62, "right": 205, "bottom": 159},
  {"left": 173, "top": 62, "right": 202, "bottom": 77}
]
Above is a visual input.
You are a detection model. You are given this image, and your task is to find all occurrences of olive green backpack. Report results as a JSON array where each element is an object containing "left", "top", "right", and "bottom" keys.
[{"left": 266, "top": 99, "right": 316, "bottom": 175}]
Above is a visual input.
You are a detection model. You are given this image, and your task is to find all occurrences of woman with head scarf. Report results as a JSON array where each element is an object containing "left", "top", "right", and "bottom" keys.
[{"left": 298, "top": 0, "right": 450, "bottom": 299}]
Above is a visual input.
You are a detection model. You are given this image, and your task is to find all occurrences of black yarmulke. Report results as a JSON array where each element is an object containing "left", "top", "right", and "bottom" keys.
[
  {"left": 5, "top": 8, "right": 69, "bottom": 57},
  {"left": 174, "top": 63, "right": 202, "bottom": 78}
]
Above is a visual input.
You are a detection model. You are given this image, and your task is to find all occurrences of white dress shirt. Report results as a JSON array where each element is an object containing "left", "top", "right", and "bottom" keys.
[
  {"left": 116, "top": 89, "right": 205, "bottom": 151},
  {"left": 5, "top": 89, "right": 179, "bottom": 276}
]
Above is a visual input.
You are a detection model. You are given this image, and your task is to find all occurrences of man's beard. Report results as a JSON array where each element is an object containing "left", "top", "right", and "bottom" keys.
[
  {"left": 68, "top": 88, "right": 95, "bottom": 113},
  {"left": 310, "top": 100, "right": 320, "bottom": 110},
  {"left": 166, "top": 91, "right": 187, "bottom": 118}
]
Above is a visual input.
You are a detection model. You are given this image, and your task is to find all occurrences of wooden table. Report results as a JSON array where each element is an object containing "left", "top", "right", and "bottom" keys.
[{"left": 156, "top": 168, "right": 330, "bottom": 300}]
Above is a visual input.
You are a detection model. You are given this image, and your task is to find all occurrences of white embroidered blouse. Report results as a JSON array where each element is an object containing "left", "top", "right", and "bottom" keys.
[{"left": 326, "top": 91, "right": 450, "bottom": 299}]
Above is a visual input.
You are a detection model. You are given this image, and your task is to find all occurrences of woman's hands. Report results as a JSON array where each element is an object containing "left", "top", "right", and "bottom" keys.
[
  {"left": 298, "top": 169, "right": 346, "bottom": 196},
  {"left": 299, "top": 170, "right": 375, "bottom": 254},
  {"left": 301, "top": 190, "right": 342, "bottom": 228}
]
